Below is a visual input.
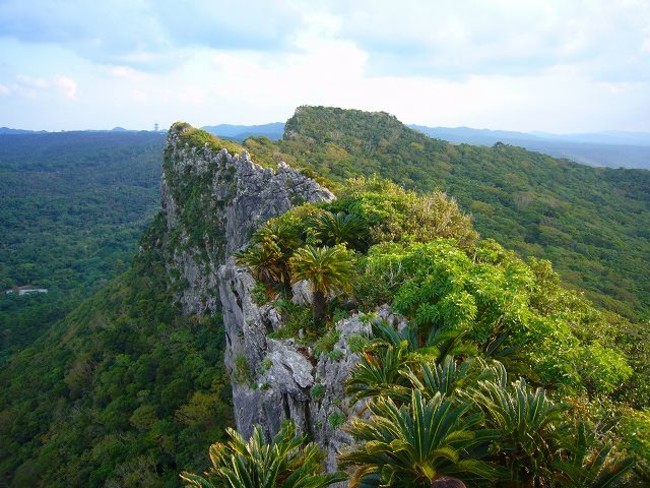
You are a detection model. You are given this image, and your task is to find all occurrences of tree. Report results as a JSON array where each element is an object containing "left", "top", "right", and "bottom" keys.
[
  {"left": 314, "top": 210, "right": 369, "bottom": 251},
  {"left": 289, "top": 244, "right": 356, "bottom": 324},
  {"left": 340, "top": 390, "right": 497, "bottom": 487},
  {"left": 236, "top": 217, "right": 304, "bottom": 290},
  {"left": 180, "top": 422, "right": 345, "bottom": 488}
]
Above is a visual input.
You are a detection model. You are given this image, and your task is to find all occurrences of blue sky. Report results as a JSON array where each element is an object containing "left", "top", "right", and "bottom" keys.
[{"left": 1, "top": 0, "right": 649, "bottom": 132}]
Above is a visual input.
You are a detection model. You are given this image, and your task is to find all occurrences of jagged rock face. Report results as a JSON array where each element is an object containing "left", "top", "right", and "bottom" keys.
[
  {"left": 160, "top": 125, "right": 334, "bottom": 314},
  {"left": 160, "top": 124, "right": 371, "bottom": 472},
  {"left": 218, "top": 257, "right": 376, "bottom": 472},
  {"left": 159, "top": 125, "right": 413, "bottom": 478}
]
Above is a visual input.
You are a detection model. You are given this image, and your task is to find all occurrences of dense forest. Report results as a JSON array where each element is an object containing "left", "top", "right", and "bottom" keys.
[
  {"left": 0, "top": 109, "right": 648, "bottom": 486},
  {"left": 208, "top": 176, "right": 648, "bottom": 486},
  {"left": 0, "top": 215, "right": 233, "bottom": 486},
  {"left": 0, "top": 131, "right": 164, "bottom": 362},
  {"left": 243, "top": 107, "right": 650, "bottom": 322}
]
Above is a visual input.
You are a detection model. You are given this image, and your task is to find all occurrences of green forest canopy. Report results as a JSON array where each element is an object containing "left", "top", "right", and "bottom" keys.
[{"left": 244, "top": 106, "right": 650, "bottom": 322}]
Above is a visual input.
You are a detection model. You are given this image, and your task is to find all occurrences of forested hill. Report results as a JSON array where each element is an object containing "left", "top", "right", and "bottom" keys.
[
  {"left": 0, "top": 131, "right": 165, "bottom": 361},
  {"left": 1, "top": 121, "right": 648, "bottom": 486},
  {"left": 243, "top": 106, "right": 650, "bottom": 322}
]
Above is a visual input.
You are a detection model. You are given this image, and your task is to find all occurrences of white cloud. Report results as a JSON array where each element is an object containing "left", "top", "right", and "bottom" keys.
[
  {"left": 320, "top": 0, "right": 650, "bottom": 81},
  {"left": 107, "top": 65, "right": 149, "bottom": 82},
  {"left": 8, "top": 74, "right": 78, "bottom": 100},
  {"left": 54, "top": 75, "right": 78, "bottom": 99},
  {"left": 0, "top": 0, "right": 649, "bottom": 132}
]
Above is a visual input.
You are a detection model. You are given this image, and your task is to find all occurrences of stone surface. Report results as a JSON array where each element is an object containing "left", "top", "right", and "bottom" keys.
[
  {"left": 291, "top": 279, "right": 314, "bottom": 306},
  {"left": 159, "top": 124, "right": 375, "bottom": 478},
  {"left": 161, "top": 124, "right": 333, "bottom": 315}
]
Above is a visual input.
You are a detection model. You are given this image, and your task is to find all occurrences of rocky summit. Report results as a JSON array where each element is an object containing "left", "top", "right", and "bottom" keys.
[{"left": 160, "top": 122, "right": 367, "bottom": 471}]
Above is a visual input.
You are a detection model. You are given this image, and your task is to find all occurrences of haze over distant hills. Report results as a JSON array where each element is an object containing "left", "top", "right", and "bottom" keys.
[
  {"left": 3, "top": 122, "right": 649, "bottom": 169},
  {"left": 202, "top": 122, "right": 650, "bottom": 169},
  {"left": 410, "top": 125, "right": 650, "bottom": 169},
  {"left": 202, "top": 122, "right": 284, "bottom": 141}
]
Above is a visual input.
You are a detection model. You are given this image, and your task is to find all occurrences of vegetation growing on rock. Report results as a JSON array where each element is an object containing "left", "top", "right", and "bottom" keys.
[{"left": 234, "top": 175, "right": 647, "bottom": 487}]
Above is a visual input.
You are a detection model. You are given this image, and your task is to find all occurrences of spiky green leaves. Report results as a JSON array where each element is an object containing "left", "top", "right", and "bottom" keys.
[
  {"left": 289, "top": 244, "right": 357, "bottom": 324},
  {"left": 180, "top": 422, "right": 345, "bottom": 488},
  {"left": 340, "top": 390, "right": 497, "bottom": 487},
  {"left": 289, "top": 245, "right": 356, "bottom": 297}
]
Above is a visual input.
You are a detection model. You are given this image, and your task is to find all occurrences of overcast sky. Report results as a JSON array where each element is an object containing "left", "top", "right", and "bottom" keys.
[{"left": 1, "top": 0, "right": 649, "bottom": 133}]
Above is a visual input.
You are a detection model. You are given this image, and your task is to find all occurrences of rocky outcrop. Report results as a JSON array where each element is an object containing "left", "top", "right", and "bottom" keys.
[
  {"left": 160, "top": 123, "right": 333, "bottom": 314},
  {"left": 159, "top": 123, "right": 371, "bottom": 472},
  {"left": 218, "top": 256, "right": 374, "bottom": 471}
]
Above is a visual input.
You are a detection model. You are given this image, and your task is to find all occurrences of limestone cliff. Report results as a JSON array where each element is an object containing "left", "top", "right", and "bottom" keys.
[
  {"left": 161, "top": 123, "right": 333, "bottom": 314},
  {"left": 159, "top": 123, "right": 367, "bottom": 472}
]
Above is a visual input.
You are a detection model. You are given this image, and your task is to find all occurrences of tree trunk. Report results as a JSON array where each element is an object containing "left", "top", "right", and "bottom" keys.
[{"left": 312, "top": 290, "right": 326, "bottom": 325}]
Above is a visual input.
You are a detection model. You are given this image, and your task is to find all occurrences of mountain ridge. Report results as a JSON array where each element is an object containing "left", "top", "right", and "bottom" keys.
[
  {"left": 0, "top": 118, "right": 647, "bottom": 487},
  {"left": 244, "top": 105, "right": 649, "bottom": 321},
  {"left": 3, "top": 123, "right": 649, "bottom": 169}
]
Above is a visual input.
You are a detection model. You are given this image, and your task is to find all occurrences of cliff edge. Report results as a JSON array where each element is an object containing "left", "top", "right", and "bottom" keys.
[{"left": 159, "top": 122, "right": 366, "bottom": 471}]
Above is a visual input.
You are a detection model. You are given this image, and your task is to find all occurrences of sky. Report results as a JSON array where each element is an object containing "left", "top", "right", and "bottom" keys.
[{"left": 1, "top": 0, "right": 649, "bottom": 133}]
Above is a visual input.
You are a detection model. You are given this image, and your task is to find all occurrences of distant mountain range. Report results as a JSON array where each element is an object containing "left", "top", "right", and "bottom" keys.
[
  {"left": 409, "top": 125, "right": 650, "bottom": 146},
  {"left": 202, "top": 122, "right": 285, "bottom": 141},
  {"left": 409, "top": 125, "right": 650, "bottom": 169},
  {"left": 201, "top": 122, "right": 650, "bottom": 170},
  {"left": 3, "top": 123, "right": 649, "bottom": 169},
  {"left": 0, "top": 127, "right": 48, "bottom": 135}
]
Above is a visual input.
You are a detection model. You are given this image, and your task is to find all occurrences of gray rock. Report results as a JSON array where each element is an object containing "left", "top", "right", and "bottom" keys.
[
  {"left": 160, "top": 125, "right": 334, "bottom": 316},
  {"left": 158, "top": 124, "right": 383, "bottom": 478},
  {"left": 291, "top": 279, "right": 313, "bottom": 306}
]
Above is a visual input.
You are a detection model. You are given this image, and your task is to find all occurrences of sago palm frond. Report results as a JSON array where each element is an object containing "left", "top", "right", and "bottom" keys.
[
  {"left": 314, "top": 211, "right": 369, "bottom": 251},
  {"left": 471, "top": 377, "right": 566, "bottom": 486},
  {"left": 347, "top": 341, "right": 413, "bottom": 404},
  {"left": 289, "top": 244, "right": 356, "bottom": 296},
  {"left": 180, "top": 422, "right": 346, "bottom": 488},
  {"left": 340, "top": 390, "right": 497, "bottom": 488},
  {"left": 553, "top": 422, "right": 634, "bottom": 488},
  {"left": 404, "top": 355, "right": 474, "bottom": 400}
]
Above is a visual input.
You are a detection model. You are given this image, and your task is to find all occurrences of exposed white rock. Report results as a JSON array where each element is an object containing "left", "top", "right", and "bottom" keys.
[
  {"left": 159, "top": 124, "right": 376, "bottom": 479},
  {"left": 160, "top": 125, "right": 333, "bottom": 315},
  {"left": 291, "top": 279, "right": 314, "bottom": 306}
]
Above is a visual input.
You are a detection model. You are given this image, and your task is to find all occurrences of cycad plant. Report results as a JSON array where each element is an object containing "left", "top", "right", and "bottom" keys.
[
  {"left": 404, "top": 355, "right": 475, "bottom": 400},
  {"left": 346, "top": 341, "right": 412, "bottom": 404},
  {"left": 289, "top": 244, "right": 356, "bottom": 324},
  {"left": 340, "top": 390, "right": 497, "bottom": 487},
  {"left": 235, "top": 236, "right": 285, "bottom": 287},
  {"left": 552, "top": 422, "right": 634, "bottom": 488},
  {"left": 180, "top": 422, "right": 345, "bottom": 488},
  {"left": 471, "top": 377, "right": 566, "bottom": 487},
  {"left": 314, "top": 211, "right": 369, "bottom": 251},
  {"left": 347, "top": 320, "right": 478, "bottom": 405},
  {"left": 236, "top": 217, "right": 303, "bottom": 290}
]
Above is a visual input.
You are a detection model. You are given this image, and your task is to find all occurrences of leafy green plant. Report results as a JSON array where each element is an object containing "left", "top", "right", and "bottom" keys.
[
  {"left": 180, "top": 422, "right": 346, "bottom": 487},
  {"left": 313, "top": 210, "right": 369, "bottom": 251},
  {"left": 347, "top": 334, "right": 371, "bottom": 354},
  {"left": 270, "top": 299, "right": 313, "bottom": 341},
  {"left": 553, "top": 422, "right": 634, "bottom": 488},
  {"left": 310, "top": 383, "right": 325, "bottom": 401},
  {"left": 233, "top": 354, "right": 251, "bottom": 385},
  {"left": 327, "top": 411, "right": 346, "bottom": 429},
  {"left": 340, "top": 390, "right": 497, "bottom": 487},
  {"left": 314, "top": 329, "right": 340, "bottom": 357},
  {"left": 327, "top": 349, "right": 344, "bottom": 361},
  {"left": 471, "top": 376, "right": 566, "bottom": 486},
  {"left": 290, "top": 244, "right": 357, "bottom": 325}
]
